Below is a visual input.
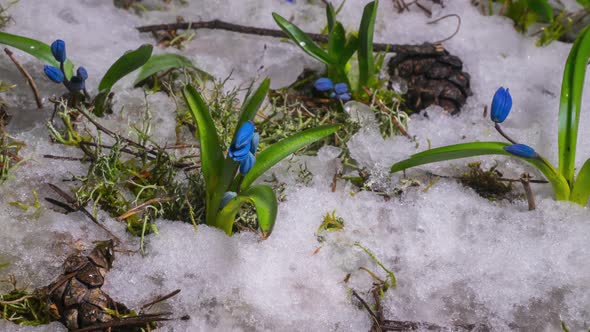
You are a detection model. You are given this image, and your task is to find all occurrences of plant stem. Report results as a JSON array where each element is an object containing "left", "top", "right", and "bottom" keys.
[{"left": 494, "top": 123, "right": 518, "bottom": 144}]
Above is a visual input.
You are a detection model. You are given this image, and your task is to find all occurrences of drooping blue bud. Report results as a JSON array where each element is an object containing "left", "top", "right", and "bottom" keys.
[
  {"left": 334, "top": 83, "right": 348, "bottom": 95},
  {"left": 228, "top": 142, "right": 251, "bottom": 161},
  {"left": 220, "top": 191, "right": 237, "bottom": 209},
  {"left": 239, "top": 152, "right": 256, "bottom": 175},
  {"left": 250, "top": 132, "right": 259, "bottom": 154},
  {"left": 77, "top": 67, "right": 88, "bottom": 81},
  {"left": 337, "top": 93, "right": 351, "bottom": 102},
  {"left": 234, "top": 121, "right": 255, "bottom": 149},
  {"left": 44, "top": 65, "right": 64, "bottom": 83},
  {"left": 504, "top": 144, "right": 538, "bottom": 158},
  {"left": 314, "top": 77, "right": 333, "bottom": 92},
  {"left": 51, "top": 39, "right": 66, "bottom": 63},
  {"left": 491, "top": 87, "right": 512, "bottom": 123}
]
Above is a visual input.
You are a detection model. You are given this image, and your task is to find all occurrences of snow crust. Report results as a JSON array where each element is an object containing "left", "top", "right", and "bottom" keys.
[{"left": 0, "top": 0, "right": 589, "bottom": 331}]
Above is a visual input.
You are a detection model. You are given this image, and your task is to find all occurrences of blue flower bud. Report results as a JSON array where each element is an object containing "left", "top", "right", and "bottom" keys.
[
  {"left": 239, "top": 152, "right": 256, "bottom": 175},
  {"left": 234, "top": 121, "right": 255, "bottom": 149},
  {"left": 220, "top": 191, "right": 237, "bottom": 209},
  {"left": 314, "top": 77, "right": 333, "bottom": 92},
  {"left": 334, "top": 83, "right": 348, "bottom": 95},
  {"left": 77, "top": 67, "right": 88, "bottom": 81},
  {"left": 228, "top": 142, "right": 251, "bottom": 161},
  {"left": 44, "top": 65, "right": 64, "bottom": 83},
  {"left": 337, "top": 93, "right": 351, "bottom": 102},
  {"left": 504, "top": 144, "right": 538, "bottom": 158},
  {"left": 250, "top": 132, "right": 259, "bottom": 154},
  {"left": 491, "top": 87, "right": 512, "bottom": 123},
  {"left": 51, "top": 39, "right": 66, "bottom": 63}
]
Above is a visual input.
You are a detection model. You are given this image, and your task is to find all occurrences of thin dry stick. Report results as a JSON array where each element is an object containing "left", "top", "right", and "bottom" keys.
[
  {"left": 116, "top": 197, "right": 176, "bottom": 221},
  {"left": 141, "top": 289, "right": 181, "bottom": 310},
  {"left": 4, "top": 48, "right": 43, "bottom": 109},
  {"left": 47, "top": 183, "right": 122, "bottom": 244},
  {"left": 520, "top": 173, "right": 536, "bottom": 211},
  {"left": 136, "top": 19, "right": 446, "bottom": 53},
  {"left": 0, "top": 295, "right": 33, "bottom": 305},
  {"left": 427, "top": 14, "right": 462, "bottom": 44}
]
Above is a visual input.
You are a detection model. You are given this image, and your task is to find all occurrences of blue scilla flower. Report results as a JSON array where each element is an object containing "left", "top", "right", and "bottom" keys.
[
  {"left": 239, "top": 152, "right": 256, "bottom": 175},
  {"left": 504, "top": 144, "right": 538, "bottom": 158},
  {"left": 314, "top": 77, "right": 333, "bottom": 92},
  {"left": 44, "top": 65, "right": 64, "bottom": 83},
  {"left": 51, "top": 39, "right": 66, "bottom": 64},
  {"left": 250, "top": 132, "right": 259, "bottom": 155},
  {"left": 228, "top": 121, "right": 255, "bottom": 161},
  {"left": 220, "top": 191, "right": 237, "bottom": 209},
  {"left": 334, "top": 83, "right": 348, "bottom": 95},
  {"left": 44, "top": 40, "right": 89, "bottom": 94},
  {"left": 491, "top": 87, "right": 512, "bottom": 123}
]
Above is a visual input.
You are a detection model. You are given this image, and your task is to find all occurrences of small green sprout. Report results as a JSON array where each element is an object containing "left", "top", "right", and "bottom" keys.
[
  {"left": 391, "top": 26, "right": 590, "bottom": 206},
  {"left": 273, "top": 1, "right": 380, "bottom": 99},
  {"left": 183, "top": 78, "right": 340, "bottom": 237}
]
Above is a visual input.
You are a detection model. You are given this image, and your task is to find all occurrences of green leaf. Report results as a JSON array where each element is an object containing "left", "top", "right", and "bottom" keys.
[
  {"left": 241, "top": 124, "right": 340, "bottom": 190},
  {"left": 0, "top": 31, "right": 74, "bottom": 78},
  {"left": 98, "top": 44, "right": 153, "bottom": 92},
  {"left": 558, "top": 25, "right": 590, "bottom": 186},
  {"left": 328, "top": 22, "right": 347, "bottom": 61},
  {"left": 235, "top": 78, "right": 270, "bottom": 135},
  {"left": 326, "top": 3, "right": 337, "bottom": 32},
  {"left": 390, "top": 142, "right": 570, "bottom": 200},
  {"left": 357, "top": 1, "right": 378, "bottom": 94},
  {"left": 0, "top": 262, "right": 9, "bottom": 269},
  {"left": 182, "top": 85, "right": 224, "bottom": 192},
  {"left": 527, "top": 0, "right": 554, "bottom": 22},
  {"left": 134, "top": 53, "right": 210, "bottom": 86},
  {"left": 215, "top": 185, "right": 278, "bottom": 237},
  {"left": 577, "top": 0, "right": 590, "bottom": 8},
  {"left": 272, "top": 13, "right": 337, "bottom": 66},
  {"left": 340, "top": 33, "right": 359, "bottom": 66},
  {"left": 570, "top": 158, "right": 590, "bottom": 205}
]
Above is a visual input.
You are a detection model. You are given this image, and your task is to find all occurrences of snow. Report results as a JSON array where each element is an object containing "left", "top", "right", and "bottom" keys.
[{"left": 1, "top": 0, "right": 589, "bottom": 331}]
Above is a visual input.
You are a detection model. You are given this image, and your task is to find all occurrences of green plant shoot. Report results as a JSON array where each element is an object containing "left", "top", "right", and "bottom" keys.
[
  {"left": 272, "top": 1, "right": 379, "bottom": 98},
  {"left": 183, "top": 79, "right": 339, "bottom": 237},
  {"left": 390, "top": 26, "right": 590, "bottom": 206}
]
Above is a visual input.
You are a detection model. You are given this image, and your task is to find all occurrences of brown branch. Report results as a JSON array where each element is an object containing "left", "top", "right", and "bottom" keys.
[
  {"left": 47, "top": 183, "right": 122, "bottom": 244},
  {"left": 136, "top": 19, "right": 445, "bottom": 54},
  {"left": 520, "top": 173, "right": 536, "bottom": 211},
  {"left": 141, "top": 289, "right": 181, "bottom": 310},
  {"left": 4, "top": 48, "right": 43, "bottom": 109}
]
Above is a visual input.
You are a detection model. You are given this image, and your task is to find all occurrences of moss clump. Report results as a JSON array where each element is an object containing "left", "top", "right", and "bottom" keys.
[{"left": 459, "top": 162, "right": 512, "bottom": 200}]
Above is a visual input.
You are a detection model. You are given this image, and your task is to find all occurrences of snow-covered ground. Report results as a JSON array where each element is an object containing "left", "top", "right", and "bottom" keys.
[{"left": 1, "top": 0, "right": 589, "bottom": 331}]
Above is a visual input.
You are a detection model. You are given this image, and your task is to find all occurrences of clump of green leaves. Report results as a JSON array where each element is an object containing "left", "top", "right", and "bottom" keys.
[
  {"left": 0, "top": 131, "right": 24, "bottom": 184},
  {"left": 316, "top": 210, "right": 345, "bottom": 242},
  {"left": 183, "top": 78, "right": 339, "bottom": 237},
  {"left": 273, "top": 1, "right": 380, "bottom": 99},
  {"left": 0, "top": 289, "right": 55, "bottom": 326}
]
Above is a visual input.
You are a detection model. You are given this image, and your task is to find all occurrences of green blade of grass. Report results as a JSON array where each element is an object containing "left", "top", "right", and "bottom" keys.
[
  {"left": 241, "top": 124, "right": 340, "bottom": 190},
  {"left": 328, "top": 22, "right": 347, "bottom": 62},
  {"left": 235, "top": 78, "right": 270, "bottom": 135},
  {"left": 133, "top": 53, "right": 211, "bottom": 86},
  {"left": 340, "top": 33, "right": 359, "bottom": 66},
  {"left": 390, "top": 141, "right": 570, "bottom": 200},
  {"left": 215, "top": 185, "right": 278, "bottom": 237},
  {"left": 326, "top": 2, "right": 337, "bottom": 32},
  {"left": 0, "top": 31, "right": 74, "bottom": 78},
  {"left": 357, "top": 0, "right": 378, "bottom": 93},
  {"left": 182, "top": 85, "right": 224, "bottom": 191},
  {"left": 558, "top": 25, "right": 590, "bottom": 186},
  {"left": 272, "top": 12, "right": 338, "bottom": 66},
  {"left": 570, "top": 158, "right": 590, "bottom": 205},
  {"left": 98, "top": 44, "right": 153, "bottom": 92}
]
